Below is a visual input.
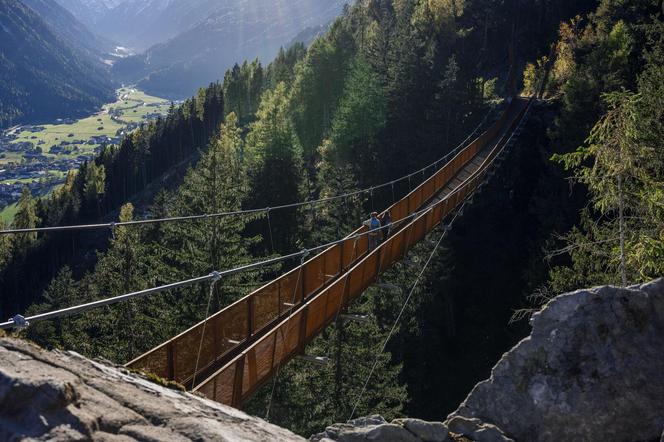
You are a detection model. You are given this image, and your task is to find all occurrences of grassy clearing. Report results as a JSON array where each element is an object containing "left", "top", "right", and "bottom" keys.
[
  {"left": 11, "top": 113, "right": 120, "bottom": 148},
  {"left": 0, "top": 152, "right": 24, "bottom": 165},
  {"left": 0, "top": 203, "right": 19, "bottom": 224},
  {"left": 0, "top": 88, "right": 172, "bottom": 215}
]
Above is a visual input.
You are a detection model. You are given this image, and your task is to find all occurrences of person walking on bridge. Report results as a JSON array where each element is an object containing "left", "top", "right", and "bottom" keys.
[
  {"left": 367, "top": 211, "right": 381, "bottom": 251},
  {"left": 380, "top": 210, "right": 392, "bottom": 240}
]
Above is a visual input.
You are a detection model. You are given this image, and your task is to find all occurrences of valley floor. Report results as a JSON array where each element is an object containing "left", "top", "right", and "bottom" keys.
[{"left": 0, "top": 87, "right": 172, "bottom": 221}]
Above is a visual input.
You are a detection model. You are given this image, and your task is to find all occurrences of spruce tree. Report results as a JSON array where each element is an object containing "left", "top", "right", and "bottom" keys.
[
  {"left": 158, "top": 112, "right": 257, "bottom": 325},
  {"left": 24, "top": 266, "right": 80, "bottom": 349},
  {"left": 246, "top": 83, "right": 305, "bottom": 254},
  {"left": 13, "top": 187, "right": 40, "bottom": 250}
]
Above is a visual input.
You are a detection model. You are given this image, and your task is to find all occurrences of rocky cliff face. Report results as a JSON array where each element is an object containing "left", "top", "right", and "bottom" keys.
[
  {"left": 313, "top": 279, "right": 664, "bottom": 442},
  {"left": 0, "top": 337, "right": 304, "bottom": 441}
]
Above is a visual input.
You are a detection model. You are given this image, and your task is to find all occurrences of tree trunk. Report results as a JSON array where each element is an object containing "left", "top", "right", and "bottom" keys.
[
  {"left": 617, "top": 174, "right": 627, "bottom": 287},
  {"left": 334, "top": 316, "right": 344, "bottom": 411}
]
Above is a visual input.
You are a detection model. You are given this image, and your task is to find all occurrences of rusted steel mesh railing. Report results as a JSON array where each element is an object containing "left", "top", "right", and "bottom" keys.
[{"left": 127, "top": 97, "right": 529, "bottom": 396}]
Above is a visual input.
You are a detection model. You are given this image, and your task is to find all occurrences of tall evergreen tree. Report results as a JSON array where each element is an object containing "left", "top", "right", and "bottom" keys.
[
  {"left": 25, "top": 266, "right": 80, "bottom": 349},
  {"left": 246, "top": 83, "right": 305, "bottom": 254},
  {"left": 158, "top": 112, "right": 257, "bottom": 322},
  {"left": 13, "top": 187, "right": 40, "bottom": 250}
]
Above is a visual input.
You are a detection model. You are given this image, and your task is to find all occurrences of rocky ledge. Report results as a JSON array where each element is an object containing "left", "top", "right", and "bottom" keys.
[
  {"left": 2, "top": 280, "right": 663, "bottom": 441},
  {"left": 0, "top": 337, "right": 304, "bottom": 441},
  {"left": 314, "top": 279, "right": 664, "bottom": 442},
  {"left": 311, "top": 415, "right": 514, "bottom": 442}
]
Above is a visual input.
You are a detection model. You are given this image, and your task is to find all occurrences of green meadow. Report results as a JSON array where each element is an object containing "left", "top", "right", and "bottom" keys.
[
  {"left": 5, "top": 88, "right": 170, "bottom": 165},
  {"left": 0, "top": 88, "right": 171, "bottom": 223}
]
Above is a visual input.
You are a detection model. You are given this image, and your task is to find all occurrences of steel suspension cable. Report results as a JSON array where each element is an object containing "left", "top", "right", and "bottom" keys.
[
  {"left": 192, "top": 273, "right": 221, "bottom": 387},
  {"left": 346, "top": 98, "right": 533, "bottom": 421},
  {"left": 265, "top": 251, "right": 308, "bottom": 422},
  {"left": 0, "top": 208, "right": 427, "bottom": 330}
]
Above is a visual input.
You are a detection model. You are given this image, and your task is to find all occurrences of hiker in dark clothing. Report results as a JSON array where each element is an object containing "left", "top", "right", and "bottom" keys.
[{"left": 380, "top": 211, "right": 392, "bottom": 240}]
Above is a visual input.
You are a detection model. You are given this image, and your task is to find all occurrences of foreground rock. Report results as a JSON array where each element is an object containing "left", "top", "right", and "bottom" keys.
[
  {"left": 449, "top": 279, "right": 664, "bottom": 442},
  {"left": 0, "top": 337, "right": 304, "bottom": 441},
  {"left": 311, "top": 415, "right": 514, "bottom": 442},
  {"left": 316, "top": 279, "right": 664, "bottom": 442}
]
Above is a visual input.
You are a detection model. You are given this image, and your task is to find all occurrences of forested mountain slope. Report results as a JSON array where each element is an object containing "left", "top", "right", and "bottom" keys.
[
  {"left": 3, "top": 0, "right": 662, "bottom": 438},
  {"left": 111, "top": 0, "right": 348, "bottom": 98},
  {"left": 0, "top": 0, "right": 114, "bottom": 128},
  {"left": 21, "top": 0, "right": 114, "bottom": 57},
  {"left": 55, "top": 0, "right": 123, "bottom": 29}
]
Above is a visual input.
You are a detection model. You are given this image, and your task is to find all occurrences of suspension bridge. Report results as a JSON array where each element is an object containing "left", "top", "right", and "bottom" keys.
[
  {"left": 0, "top": 86, "right": 533, "bottom": 410},
  {"left": 121, "top": 95, "right": 533, "bottom": 408}
]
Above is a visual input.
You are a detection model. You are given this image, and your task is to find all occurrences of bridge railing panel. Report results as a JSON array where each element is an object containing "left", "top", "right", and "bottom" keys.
[
  {"left": 254, "top": 282, "right": 281, "bottom": 331},
  {"left": 325, "top": 244, "right": 343, "bottom": 282},
  {"left": 303, "top": 254, "right": 325, "bottom": 298}
]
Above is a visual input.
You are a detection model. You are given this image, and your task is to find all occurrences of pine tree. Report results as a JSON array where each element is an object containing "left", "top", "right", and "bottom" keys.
[
  {"left": 0, "top": 220, "right": 12, "bottom": 273},
  {"left": 327, "top": 55, "right": 387, "bottom": 186},
  {"left": 25, "top": 266, "right": 80, "bottom": 349},
  {"left": 89, "top": 203, "right": 151, "bottom": 361},
  {"left": 83, "top": 161, "right": 105, "bottom": 216},
  {"left": 158, "top": 112, "right": 257, "bottom": 323},
  {"left": 13, "top": 187, "right": 40, "bottom": 250}
]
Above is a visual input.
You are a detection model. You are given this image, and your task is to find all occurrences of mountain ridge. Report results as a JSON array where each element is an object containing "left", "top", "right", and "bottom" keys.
[
  {"left": 112, "top": 0, "right": 348, "bottom": 98},
  {"left": 22, "top": 0, "right": 115, "bottom": 57}
]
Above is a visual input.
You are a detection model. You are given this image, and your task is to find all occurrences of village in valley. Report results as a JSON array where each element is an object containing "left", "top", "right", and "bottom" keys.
[{"left": 0, "top": 88, "right": 172, "bottom": 219}]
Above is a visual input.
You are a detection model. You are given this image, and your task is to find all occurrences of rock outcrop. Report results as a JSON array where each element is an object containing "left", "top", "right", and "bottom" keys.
[
  {"left": 449, "top": 278, "right": 664, "bottom": 442},
  {"left": 3, "top": 279, "right": 664, "bottom": 441},
  {"left": 311, "top": 415, "right": 516, "bottom": 442},
  {"left": 315, "top": 279, "right": 664, "bottom": 442},
  {"left": 0, "top": 337, "right": 304, "bottom": 441}
]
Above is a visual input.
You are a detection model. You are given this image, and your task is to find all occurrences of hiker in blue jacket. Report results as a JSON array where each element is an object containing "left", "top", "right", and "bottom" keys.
[{"left": 368, "top": 211, "right": 381, "bottom": 251}]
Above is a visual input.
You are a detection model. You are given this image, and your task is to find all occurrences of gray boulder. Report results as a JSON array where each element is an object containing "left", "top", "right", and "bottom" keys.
[
  {"left": 445, "top": 416, "right": 513, "bottom": 442},
  {"left": 449, "top": 279, "right": 664, "bottom": 442},
  {"left": 0, "top": 337, "right": 304, "bottom": 441},
  {"left": 393, "top": 418, "right": 449, "bottom": 441},
  {"left": 314, "top": 415, "right": 484, "bottom": 442},
  {"left": 311, "top": 415, "right": 446, "bottom": 442}
]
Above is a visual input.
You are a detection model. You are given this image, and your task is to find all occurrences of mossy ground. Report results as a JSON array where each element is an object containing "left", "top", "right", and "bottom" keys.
[{"left": 132, "top": 369, "right": 186, "bottom": 392}]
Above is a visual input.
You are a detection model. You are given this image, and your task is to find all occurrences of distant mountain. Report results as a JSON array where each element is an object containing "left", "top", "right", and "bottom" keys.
[
  {"left": 54, "top": 0, "right": 124, "bottom": 28},
  {"left": 113, "top": 0, "right": 348, "bottom": 98},
  {"left": 22, "top": 0, "right": 115, "bottom": 57},
  {"left": 56, "top": 0, "right": 211, "bottom": 52},
  {"left": 0, "top": 0, "right": 115, "bottom": 128},
  {"left": 93, "top": 0, "right": 176, "bottom": 50}
]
